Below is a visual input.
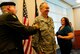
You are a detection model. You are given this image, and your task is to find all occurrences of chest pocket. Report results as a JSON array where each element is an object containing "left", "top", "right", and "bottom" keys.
[{"left": 39, "top": 20, "right": 49, "bottom": 31}]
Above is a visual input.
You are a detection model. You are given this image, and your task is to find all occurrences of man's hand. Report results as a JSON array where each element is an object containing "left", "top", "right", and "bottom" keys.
[{"left": 33, "top": 24, "right": 39, "bottom": 29}]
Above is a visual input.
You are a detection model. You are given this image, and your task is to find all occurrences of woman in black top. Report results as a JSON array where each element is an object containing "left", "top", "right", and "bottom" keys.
[{"left": 56, "top": 17, "right": 74, "bottom": 54}]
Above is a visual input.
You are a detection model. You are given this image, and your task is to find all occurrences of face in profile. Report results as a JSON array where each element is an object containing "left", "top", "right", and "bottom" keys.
[
  {"left": 61, "top": 18, "right": 66, "bottom": 25},
  {"left": 40, "top": 3, "right": 49, "bottom": 15},
  {"left": 9, "top": 5, "right": 16, "bottom": 14}
]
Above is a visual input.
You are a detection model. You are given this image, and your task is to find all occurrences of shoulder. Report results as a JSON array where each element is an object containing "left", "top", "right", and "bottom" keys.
[
  {"left": 0, "top": 13, "right": 10, "bottom": 20},
  {"left": 1, "top": 13, "right": 13, "bottom": 18},
  {"left": 1, "top": 13, "right": 9, "bottom": 17},
  {"left": 36, "top": 16, "right": 42, "bottom": 19},
  {"left": 65, "top": 26, "right": 71, "bottom": 29},
  {"left": 3, "top": 13, "right": 17, "bottom": 20},
  {"left": 48, "top": 16, "right": 53, "bottom": 21},
  {"left": 48, "top": 16, "right": 52, "bottom": 19},
  {"left": 35, "top": 16, "right": 42, "bottom": 21},
  {"left": 65, "top": 26, "right": 72, "bottom": 32},
  {"left": 0, "top": 13, "right": 11, "bottom": 22}
]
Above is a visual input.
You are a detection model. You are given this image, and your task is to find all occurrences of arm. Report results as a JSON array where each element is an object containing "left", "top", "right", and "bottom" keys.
[
  {"left": 58, "top": 26, "right": 74, "bottom": 40},
  {"left": 58, "top": 32, "right": 74, "bottom": 40},
  {"left": 5, "top": 13, "right": 38, "bottom": 39}
]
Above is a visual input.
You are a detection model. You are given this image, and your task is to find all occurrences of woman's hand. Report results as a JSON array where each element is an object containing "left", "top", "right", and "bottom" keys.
[
  {"left": 57, "top": 35, "right": 64, "bottom": 39},
  {"left": 57, "top": 32, "right": 74, "bottom": 40}
]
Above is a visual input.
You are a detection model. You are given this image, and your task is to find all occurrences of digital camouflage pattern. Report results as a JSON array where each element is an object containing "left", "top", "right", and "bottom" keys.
[{"left": 32, "top": 16, "right": 56, "bottom": 54}]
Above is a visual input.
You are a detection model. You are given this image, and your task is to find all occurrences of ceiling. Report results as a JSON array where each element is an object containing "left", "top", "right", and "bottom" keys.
[
  {"left": 61, "top": 0, "right": 80, "bottom": 8},
  {"left": 0, "top": 0, "right": 11, "bottom": 3}
]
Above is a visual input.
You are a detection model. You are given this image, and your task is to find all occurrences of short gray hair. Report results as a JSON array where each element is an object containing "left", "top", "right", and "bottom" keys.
[{"left": 39, "top": 2, "right": 48, "bottom": 9}]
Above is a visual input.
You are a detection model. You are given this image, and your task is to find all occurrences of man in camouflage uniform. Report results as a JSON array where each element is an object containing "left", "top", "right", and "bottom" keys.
[{"left": 32, "top": 2, "right": 56, "bottom": 54}]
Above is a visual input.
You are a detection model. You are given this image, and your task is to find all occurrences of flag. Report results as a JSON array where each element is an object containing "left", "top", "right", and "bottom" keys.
[
  {"left": 23, "top": 0, "right": 29, "bottom": 26},
  {"left": 23, "top": 0, "right": 32, "bottom": 54},
  {"left": 35, "top": 0, "right": 38, "bottom": 17}
]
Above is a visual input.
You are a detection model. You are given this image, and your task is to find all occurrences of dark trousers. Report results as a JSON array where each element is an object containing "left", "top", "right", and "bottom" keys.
[{"left": 59, "top": 43, "right": 72, "bottom": 54}]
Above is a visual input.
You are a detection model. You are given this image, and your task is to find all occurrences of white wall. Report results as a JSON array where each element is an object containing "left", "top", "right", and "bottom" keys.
[
  {"left": 15, "top": 0, "right": 80, "bottom": 30},
  {"left": 44, "top": 0, "right": 74, "bottom": 29},
  {"left": 73, "top": 8, "right": 80, "bottom": 30},
  {"left": 0, "top": 0, "right": 44, "bottom": 24},
  {"left": 14, "top": 0, "right": 44, "bottom": 25},
  {"left": 0, "top": 0, "right": 74, "bottom": 28}
]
